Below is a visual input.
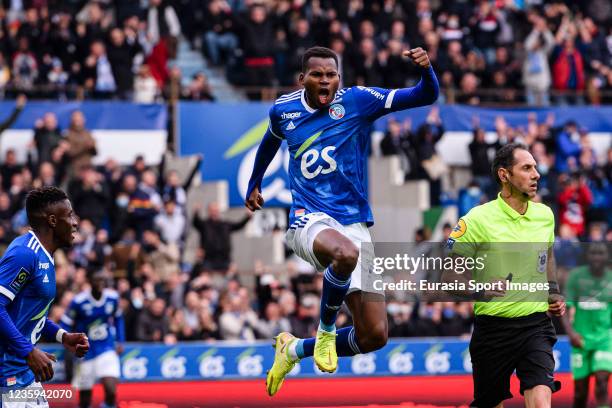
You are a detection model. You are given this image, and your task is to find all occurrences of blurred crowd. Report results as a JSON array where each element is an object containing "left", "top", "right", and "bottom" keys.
[
  {"left": 0, "top": 0, "right": 214, "bottom": 102},
  {"left": 0, "top": 1, "right": 610, "bottom": 103},
  {"left": 380, "top": 109, "right": 612, "bottom": 236},
  {"left": 198, "top": 0, "right": 612, "bottom": 104}
]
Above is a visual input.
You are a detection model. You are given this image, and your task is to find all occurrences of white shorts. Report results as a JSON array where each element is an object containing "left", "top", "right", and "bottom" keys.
[
  {"left": 1, "top": 382, "right": 49, "bottom": 408},
  {"left": 286, "top": 212, "right": 380, "bottom": 294},
  {"left": 72, "top": 350, "right": 120, "bottom": 390}
]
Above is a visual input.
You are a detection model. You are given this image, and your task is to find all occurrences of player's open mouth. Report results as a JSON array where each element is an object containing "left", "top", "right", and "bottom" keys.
[
  {"left": 318, "top": 89, "right": 330, "bottom": 105},
  {"left": 530, "top": 183, "right": 537, "bottom": 189}
]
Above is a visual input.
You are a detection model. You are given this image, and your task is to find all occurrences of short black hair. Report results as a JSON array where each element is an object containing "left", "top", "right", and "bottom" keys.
[
  {"left": 301, "top": 46, "right": 338, "bottom": 73},
  {"left": 25, "top": 186, "right": 68, "bottom": 227},
  {"left": 491, "top": 142, "right": 529, "bottom": 185}
]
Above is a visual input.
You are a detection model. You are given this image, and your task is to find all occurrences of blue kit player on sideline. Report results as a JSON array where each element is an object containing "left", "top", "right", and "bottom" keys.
[
  {"left": 0, "top": 187, "right": 90, "bottom": 407},
  {"left": 245, "top": 46, "right": 438, "bottom": 396},
  {"left": 61, "top": 270, "right": 125, "bottom": 408}
]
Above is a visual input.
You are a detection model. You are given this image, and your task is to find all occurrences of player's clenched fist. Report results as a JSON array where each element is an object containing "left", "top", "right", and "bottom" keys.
[
  {"left": 403, "top": 48, "right": 431, "bottom": 69},
  {"left": 245, "top": 186, "right": 264, "bottom": 211},
  {"left": 26, "top": 348, "right": 57, "bottom": 382},
  {"left": 62, "top": 332, "right": 90, "bottom": 357}
]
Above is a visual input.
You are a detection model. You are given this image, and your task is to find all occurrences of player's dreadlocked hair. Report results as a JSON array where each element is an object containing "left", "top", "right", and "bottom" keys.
[
  {"left": 491, "top": 142, "right": 530, "bottom": 185},
  {"left": 25, "top": 186, "right": 68, "bottom": 227},
  {"left": 302, "top": 46, "right": 338, "bottom": 73}
]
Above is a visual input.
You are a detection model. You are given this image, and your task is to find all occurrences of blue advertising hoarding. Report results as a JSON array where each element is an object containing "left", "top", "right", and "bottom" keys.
[
  {"left": 178, "top": 102, "right": 612, "bottom": 207},
  {"left": 43, "top": 337, "right": 571, "bottom": 382}
]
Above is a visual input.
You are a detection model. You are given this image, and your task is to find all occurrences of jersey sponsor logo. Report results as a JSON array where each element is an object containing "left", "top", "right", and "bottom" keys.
[
  {"left": 357, "top": 86, "right": 385, "bottom": 100},
  {"left": 9, "top": 268, "right": 29, "bottom": 291},
  {"left": 38, "top": 262, "right": 49, "bottom": 270},
  {"left": 281, "top": 112, "right": 301, "bottom": 119},
  {"left": 300, "top": 146, "right": 337, "bottom": 179},
  {"left": 450, "top": 219, "right": 467, "bottom": 239},
  {"left": 328, "top": 104, "right": 345, "bottom": 120},
  {"left": 286, "top": 121, "right": 296, "bottom": 130},
  {"left": 42, "top": 274, "right": 49, "bottom": 283},
  {"left": 6, "top": 377, "right": 16, "bottom": 386}
]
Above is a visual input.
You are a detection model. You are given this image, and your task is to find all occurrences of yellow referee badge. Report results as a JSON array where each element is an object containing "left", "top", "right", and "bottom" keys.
[{"left": 450, "top": 219, "right": 467, "bottom": 239}]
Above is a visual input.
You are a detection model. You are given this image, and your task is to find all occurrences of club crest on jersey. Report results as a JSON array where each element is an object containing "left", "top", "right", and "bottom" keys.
[{"left": 328, "top": 104, "right": 345, "bottom": 120}]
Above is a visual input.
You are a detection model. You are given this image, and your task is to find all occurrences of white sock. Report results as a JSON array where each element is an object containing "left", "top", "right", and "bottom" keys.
[{"left": 288, "top": 340, "right": 299, "bottom": 360}]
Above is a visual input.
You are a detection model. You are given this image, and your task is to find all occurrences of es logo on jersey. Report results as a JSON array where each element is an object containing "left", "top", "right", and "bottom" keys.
[
  {"left": 328, "top": 104, "right": 345, "bottom": 120},
  {"left": 9, "top": 268, "right": 29, "bottom": 291}
]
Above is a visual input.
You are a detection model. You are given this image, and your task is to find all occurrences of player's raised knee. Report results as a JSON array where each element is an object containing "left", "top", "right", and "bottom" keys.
[{"left": 331, "top": 242, "right": 359, "bottom": 276}]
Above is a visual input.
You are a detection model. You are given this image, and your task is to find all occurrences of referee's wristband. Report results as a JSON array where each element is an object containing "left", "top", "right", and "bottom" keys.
[
  {"left": 548, "top": 281, "right": 561, "bottom": 295},
  {"left": 56, "top": 329, "right": 67, "bottom": 344}
]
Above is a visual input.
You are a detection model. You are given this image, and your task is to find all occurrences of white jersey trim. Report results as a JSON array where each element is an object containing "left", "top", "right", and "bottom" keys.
[
  {"left": 0, "top": 285, "right": 15, "bottom": 300},
  {"left": 28, "top": 231, "right": 54, "bottom": 265},
  {"left": 300, "top": 89, "right": 316, "bottom": 113},
  {"left": 385, "top": 89, "right": 397, "bottom": 109}
]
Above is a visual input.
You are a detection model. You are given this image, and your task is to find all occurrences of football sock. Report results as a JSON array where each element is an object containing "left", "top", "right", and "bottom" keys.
[{"left": 319, "top": 266, "right": 351, "bottom": 332}]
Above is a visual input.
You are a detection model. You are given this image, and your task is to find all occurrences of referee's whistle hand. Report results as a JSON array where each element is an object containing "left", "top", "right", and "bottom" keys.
[
  {"left": 245, "top": 187, "right": 264, "bottom": 211},
  {"left": 547, "top": 294, "right": 566, "bottom": 316}
]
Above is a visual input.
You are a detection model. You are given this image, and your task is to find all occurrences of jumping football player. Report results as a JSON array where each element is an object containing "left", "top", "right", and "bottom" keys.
[{"left": 245, "top": 46, "right": 438, "bottom": 396}]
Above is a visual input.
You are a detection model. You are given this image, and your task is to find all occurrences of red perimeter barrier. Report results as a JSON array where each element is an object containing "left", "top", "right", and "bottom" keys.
[{"left": 48, "top": 373, "right": 588, "bottom": 408}]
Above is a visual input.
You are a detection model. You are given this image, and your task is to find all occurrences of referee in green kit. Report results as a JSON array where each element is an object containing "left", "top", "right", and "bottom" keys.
[{"left": 446, "top": 143, "right": 566, "bottom": 408}]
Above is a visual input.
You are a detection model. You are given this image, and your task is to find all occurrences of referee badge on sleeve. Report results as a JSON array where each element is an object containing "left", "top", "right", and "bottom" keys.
[
  {"left": 537, "top": 250, "right": 547, "bottom": 273},
  {"left": 450, "top": 219, "right": 467, "bottom": 239}
]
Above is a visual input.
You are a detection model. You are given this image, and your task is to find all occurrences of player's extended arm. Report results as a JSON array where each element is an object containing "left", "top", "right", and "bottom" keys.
[
  {"left": 48, "top": 315, "right": 90, "bottom": 357},
  {"left": 245, "top": 129, "right": 282, "bottom": 211},
  {"left": 0, "top": 294, "right": 34, "bottom": 358},
  {"left": 42, "top": 318, "right": 67, "bottom": 343},
  {"left": 387, "top": 49, "right": 439, "bottom": 111}
]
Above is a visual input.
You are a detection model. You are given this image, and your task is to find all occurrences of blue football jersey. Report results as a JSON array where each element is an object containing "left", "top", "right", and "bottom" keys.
[
  {"left": 270, "top": 87, "right": 398, "bottom": 226},
  {"left": 0, "top": 231, "right": 56, "bottom": 384},
  {"left": 61, "top": 289, "right": 122, "bottom": 360}
]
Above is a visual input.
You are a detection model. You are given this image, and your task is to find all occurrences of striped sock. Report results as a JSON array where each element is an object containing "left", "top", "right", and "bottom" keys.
[
  {"left": 319, "top": 266, "right": 351, "bottom": 332},
  {"left": 295, "top": 326, "right": 361, "bottom": 359}
]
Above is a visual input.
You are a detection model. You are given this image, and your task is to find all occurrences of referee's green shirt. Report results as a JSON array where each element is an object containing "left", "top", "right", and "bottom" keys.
[{"left": 448, "top": 193, "right": 554, "bottom": 318}]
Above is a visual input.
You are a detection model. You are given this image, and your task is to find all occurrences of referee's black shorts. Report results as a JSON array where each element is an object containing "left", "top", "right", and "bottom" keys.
[{"left": 469, "top": 311, "right": 560, "bottom": 408}]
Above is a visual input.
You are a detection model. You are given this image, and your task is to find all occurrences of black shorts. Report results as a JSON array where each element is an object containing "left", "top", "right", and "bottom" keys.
[{"left": 469, "top": 312, "right": 560, "bottom": 408}]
